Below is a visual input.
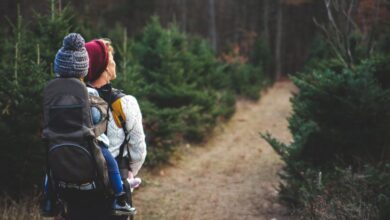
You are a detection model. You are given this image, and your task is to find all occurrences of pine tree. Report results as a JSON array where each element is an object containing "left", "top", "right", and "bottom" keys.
[{"left": 0, "top": 1, "right": 75, "bottom": 194}]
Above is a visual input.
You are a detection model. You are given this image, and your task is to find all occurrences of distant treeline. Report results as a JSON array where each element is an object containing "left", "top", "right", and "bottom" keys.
[{"left": 0, "top": 0, "right": 327, "bottom": 77}]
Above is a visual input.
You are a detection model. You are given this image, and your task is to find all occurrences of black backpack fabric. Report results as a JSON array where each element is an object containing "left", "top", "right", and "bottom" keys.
[{"left": 42, "top": 77, "right": 109, "bottom": 190}]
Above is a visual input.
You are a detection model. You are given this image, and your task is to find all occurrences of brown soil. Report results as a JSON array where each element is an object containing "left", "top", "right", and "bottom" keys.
[{"left": 134, "top": 81, "right": 296, "bottom": 220}]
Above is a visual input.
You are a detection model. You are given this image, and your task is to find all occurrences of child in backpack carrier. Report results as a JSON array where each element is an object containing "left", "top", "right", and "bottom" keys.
[{"left": 41, "top": 33, "right": 139, "bottom": 217}]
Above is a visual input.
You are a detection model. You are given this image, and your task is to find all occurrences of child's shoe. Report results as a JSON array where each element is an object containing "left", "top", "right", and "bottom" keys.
[{"left": 112, "top": 192, "right": 136, "bottom": 216}]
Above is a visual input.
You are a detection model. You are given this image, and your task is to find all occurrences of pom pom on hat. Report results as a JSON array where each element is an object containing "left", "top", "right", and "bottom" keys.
[
  {"left": 63, "top": 33, "right": 86, "bottom": 51},
  {"left": 54, "top": 33, "right": 89, "bottom": 78}
]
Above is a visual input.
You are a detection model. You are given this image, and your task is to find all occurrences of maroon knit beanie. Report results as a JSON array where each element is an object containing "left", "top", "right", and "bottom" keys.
[{"left": 85, "top": 40, "right": 109, "bottom": 82}]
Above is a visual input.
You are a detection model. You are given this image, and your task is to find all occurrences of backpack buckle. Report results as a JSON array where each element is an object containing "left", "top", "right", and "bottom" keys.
[{"left": 58, "top": 181, "right": 96, "bottom": 190}]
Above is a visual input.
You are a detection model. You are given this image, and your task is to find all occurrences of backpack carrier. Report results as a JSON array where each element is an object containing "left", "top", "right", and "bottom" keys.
[{"left": 41, "top": 78, "right": 110, "bottom": 215}]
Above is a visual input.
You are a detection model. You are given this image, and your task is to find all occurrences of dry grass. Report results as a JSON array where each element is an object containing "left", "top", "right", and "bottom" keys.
[{"left": 0, "top": 194, "right": 45, "bottom": 220}]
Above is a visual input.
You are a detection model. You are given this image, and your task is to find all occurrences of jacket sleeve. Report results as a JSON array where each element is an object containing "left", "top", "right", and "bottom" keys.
[{"left": 121, "top": 95, "right": 147, "bottom": 176}]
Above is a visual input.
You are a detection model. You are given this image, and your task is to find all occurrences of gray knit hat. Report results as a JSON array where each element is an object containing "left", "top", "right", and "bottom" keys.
[{"left": 54, "top": 33, "right": 89, "bottom": 78}]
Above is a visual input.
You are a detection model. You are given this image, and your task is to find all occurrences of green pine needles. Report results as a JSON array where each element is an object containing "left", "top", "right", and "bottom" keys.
[
  {"left": 263, "top": 53, "right": 390, "bottom": 219},
  {"left": 0, "top": 2, "right": 75, "bottom": 195},
  {"left": 112, "top": 17, "right": 264, "bottom": 167}
]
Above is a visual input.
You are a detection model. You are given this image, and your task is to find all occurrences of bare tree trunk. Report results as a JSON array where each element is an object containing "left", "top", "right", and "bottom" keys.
[
  {"left": 180, "top": 0, "right": 187, "bottom": 33},
  {"left": 275, "top": 0, "right": 284, "bottom": 80},
  {"left": 233, "top": 0, "right": 240, "bottom": 43},
  {"left": 208, "top": 0, "right": 217, "bottom": 51},
  {"left": 262, "top": 0, "right": 270, "bottom": 41}
]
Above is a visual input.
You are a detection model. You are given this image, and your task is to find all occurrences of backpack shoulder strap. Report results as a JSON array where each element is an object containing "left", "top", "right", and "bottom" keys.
[
  {"left": 109, "top": 90, "right": 131, "bottom": 165},
  {"left": 96, "top": 84, "right": 126, "bottom": 130},
  {"left": 110, "top": 90, "right": 127, "bottom": 130},
  {"left": 97, "top": 85, "right": 131, "bottom": 168}
]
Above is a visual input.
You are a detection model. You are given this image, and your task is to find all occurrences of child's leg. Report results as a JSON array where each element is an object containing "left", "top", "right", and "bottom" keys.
[
  {"left": 44, "top": 174, "right": 49, "bottom": 193},
  {"left": 100, "top": 145, "right": 136, "bottom": 215},
  {"left": 99, "top": 145, "right": 124, "bottom": 195}
]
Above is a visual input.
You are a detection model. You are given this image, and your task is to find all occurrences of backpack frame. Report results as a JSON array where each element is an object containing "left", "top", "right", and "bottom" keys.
[{"left": 42, "top": 78, "right": 110, "bottom": 192}]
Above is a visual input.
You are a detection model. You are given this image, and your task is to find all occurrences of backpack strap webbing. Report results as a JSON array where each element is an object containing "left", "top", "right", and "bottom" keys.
[
  {"left": 111, "top": 98, "right": 132, "bottom": 169},
  {"left": 97, "top": 84, "right": 132, "bottom": 170}
]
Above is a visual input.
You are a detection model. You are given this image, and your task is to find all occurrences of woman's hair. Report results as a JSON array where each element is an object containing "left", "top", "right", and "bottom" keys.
[{"left": 100, "top": 38, "right": 114, "bottom": 54}]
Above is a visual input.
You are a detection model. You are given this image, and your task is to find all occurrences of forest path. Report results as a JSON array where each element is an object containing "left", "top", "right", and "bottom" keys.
[{"left": 134, "top": 81, "right": 295, "bottom": 220}]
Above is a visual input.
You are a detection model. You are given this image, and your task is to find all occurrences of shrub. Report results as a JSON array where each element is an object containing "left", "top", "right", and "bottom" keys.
[
  {"left": 367, "top": 54, "right": 390, "bottom": 89},
  {"left": 263, "top": 56, "right": 390, "bottom": 217},
  {"left": 111, "top": 17, "right": 270, "bottom": 167},
  {"left": 296, "top": 164, "right": 390, "bottom": 220},
  {"left": 284, "top": 63, "right": 390, "bottom": 165},
  {"left": 224, "top": 63, "right": 268, "bottom": 100},
  {"left": 302, "top": 35, "right": 345, "bottom": 74},
  {"left": 249, "top": 37, "right": 273, "bottom": 78},
  {"left": 112, "top": 17, "right": 242, "bottom": 167}
]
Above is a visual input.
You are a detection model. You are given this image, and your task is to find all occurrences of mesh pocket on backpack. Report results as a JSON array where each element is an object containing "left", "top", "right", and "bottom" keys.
[{"left": 49, "top": 105, "right": 83, "bottom": 133}]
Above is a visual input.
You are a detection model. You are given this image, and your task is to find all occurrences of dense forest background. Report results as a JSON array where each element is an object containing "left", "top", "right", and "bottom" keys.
[{"left": 0, "top": 0, "right": 326, "bottom": 77}]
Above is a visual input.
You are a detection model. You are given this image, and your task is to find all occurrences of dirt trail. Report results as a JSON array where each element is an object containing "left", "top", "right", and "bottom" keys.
[{"left": 134, "top": 81, "right": 296, "bottom": 220}]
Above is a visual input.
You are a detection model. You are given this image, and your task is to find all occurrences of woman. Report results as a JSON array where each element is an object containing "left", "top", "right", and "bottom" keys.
[
  {"left": 85, "top": 38, "right": 147, "bottom": 181},
  {"left": 84, "top": 39, "right": 147, "bottom": 220}
]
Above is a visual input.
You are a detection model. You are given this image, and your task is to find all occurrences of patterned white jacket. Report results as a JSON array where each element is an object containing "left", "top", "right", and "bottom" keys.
[{"left": 106, "top": 95, "right": 147, "bottom": 176}]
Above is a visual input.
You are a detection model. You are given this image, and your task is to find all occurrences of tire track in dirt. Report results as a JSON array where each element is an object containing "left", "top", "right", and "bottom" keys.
[{"left": 134, "top": 81, "right": 295, "bottom": 220}]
